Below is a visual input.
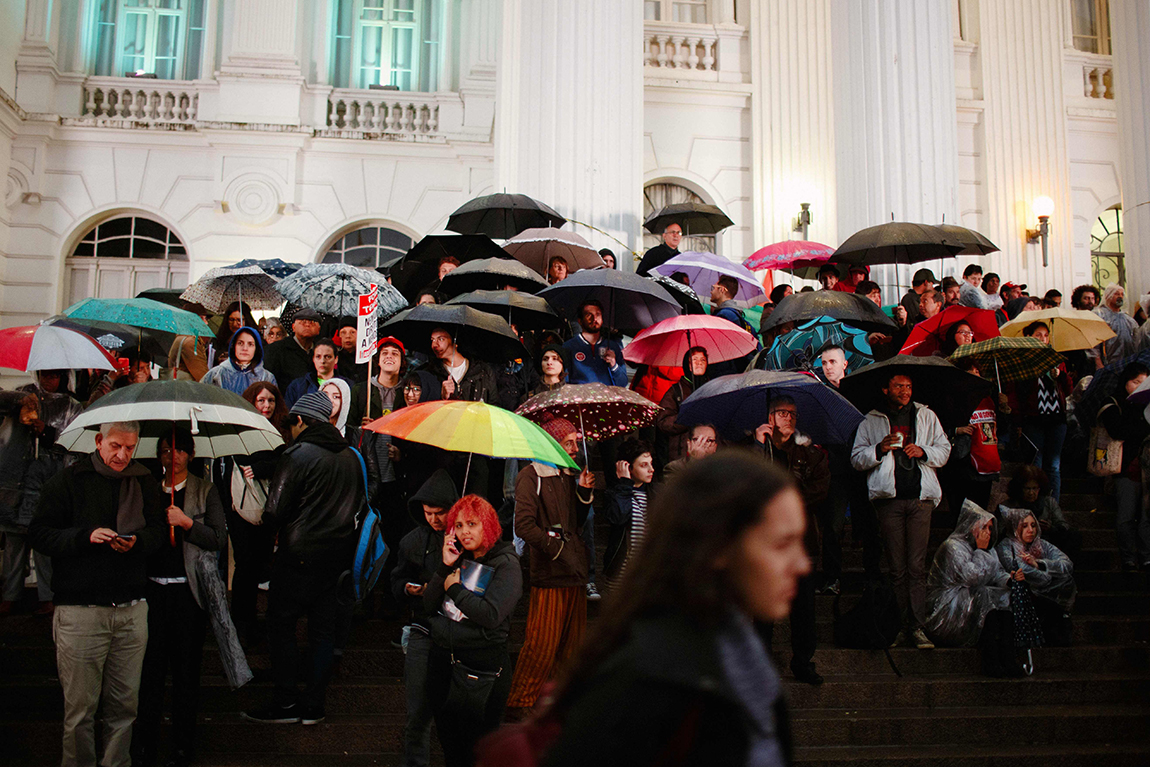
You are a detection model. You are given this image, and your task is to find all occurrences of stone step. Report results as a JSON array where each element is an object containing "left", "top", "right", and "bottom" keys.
[{"left": 793, "top": 742, "right": 1150, "bottom": 767}]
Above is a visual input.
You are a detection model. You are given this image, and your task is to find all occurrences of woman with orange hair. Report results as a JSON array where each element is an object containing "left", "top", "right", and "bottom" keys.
[{"left": 422, "top": 495, "right": 522, "bottom": 766}]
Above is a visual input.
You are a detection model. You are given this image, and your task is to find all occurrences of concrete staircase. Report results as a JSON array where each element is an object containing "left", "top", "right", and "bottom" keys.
[{"left": 2, "top": 474, "right": 1148, "bottom": 766}]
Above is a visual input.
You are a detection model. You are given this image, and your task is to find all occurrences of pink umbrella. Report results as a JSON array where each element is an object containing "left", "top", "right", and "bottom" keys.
[
  {"left": 743, "top": 240, "right": 835, "bottom": 276},
  {"left": 0, "top": 324, "right": 119, "bottom": 372},
  {"left": 624, "top": 314, "right": 758, "bottom": 367}
]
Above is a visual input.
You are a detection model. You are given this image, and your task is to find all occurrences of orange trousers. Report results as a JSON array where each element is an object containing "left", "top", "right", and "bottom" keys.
[{"left": 505, "top": 585, "right": 587, "bottom": 708}]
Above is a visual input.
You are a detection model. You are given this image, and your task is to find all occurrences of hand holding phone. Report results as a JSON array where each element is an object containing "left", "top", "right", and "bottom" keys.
[{"left": 442, "top": 534, "right": 461, "bottom": 567}]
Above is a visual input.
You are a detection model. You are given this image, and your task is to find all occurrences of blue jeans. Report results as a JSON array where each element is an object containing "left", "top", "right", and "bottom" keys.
[{"left": 1022, "top": 421, "right": 1067, "bottom": 501}]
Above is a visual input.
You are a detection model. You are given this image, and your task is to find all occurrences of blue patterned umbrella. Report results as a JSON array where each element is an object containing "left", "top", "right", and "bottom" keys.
[
  {"left": 275, "top": 263, "right": 407, "bottom": 319},
  {"left": 679, "top": 369, "right": 864, "bottom": 446},
  {"left": 762, "top": 315, "right": 874, "bottom": 374},
  {"left": 227, "top": 258, "right": 303, "bottom": 279}
]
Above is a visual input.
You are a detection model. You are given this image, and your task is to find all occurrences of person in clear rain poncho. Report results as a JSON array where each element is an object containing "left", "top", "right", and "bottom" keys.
[
  {"left": 925, "top": 501, "right": 1011, "bottom": 647},
  {"left": 996, "top": 507, "right": 1076, "bottom": 614}
]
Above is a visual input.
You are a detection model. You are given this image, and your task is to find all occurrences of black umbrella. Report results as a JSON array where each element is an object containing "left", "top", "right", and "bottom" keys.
[
  {"left": 446, "top": 193, "right": 567, "bottom": 239},
  {"left": 831, "top": 222, "right": 965, "bottom": 266},
  {"left": 839, "top": 354, "right": 994, "bottom": 427},
  {"left": 45, "top": 315, "right": 179, "bottom": 361},
  {"left": 135, "top": 288, "right": 211, "bottom": 317},
  {"left": 643, "top": 202, "right": 734, "bottom": 236},
  {"left": 648, "top": 274, "right": 706, "bottom": 315},
  {"left": 445, "top": 290, "right": 562, "bottom": 331},
  {"left": 762, "top": 291, "right": 897, "bottom": 335},
  {"left": 390, "top": 234, "right": 509, "bottom": 301},
  {"left": 538, "top": 268, "right": 682, "bottom": 334},
  {"left": 937, "top": 224, "right": 1000, "bottom": 256},
  {"left": 379, "top": 303, "right": 528, "bottom": 363},
  {"left": 437, "top": 257, "right": 549, "bottom": 297}
]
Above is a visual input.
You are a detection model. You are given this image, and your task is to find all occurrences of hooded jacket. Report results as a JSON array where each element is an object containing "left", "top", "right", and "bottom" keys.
[
  {"left": 202, "top": 327, "right": 276, "bottom": 395},
  {"left": 424, "top": 539, "right": 522, "bottom": 650},
  {"left": 850, "top": 402, "right": 951, "bottom": 505},
  {"left": 262, "top": 421, "right": 363, "bottom": 568},
  {"left": 995, "top": 507, "right": 1076, "bottom": 611},
  {"left": 656, "top": 349, "right": 709, "bottom": 463},
  {"left": 754, "top": 431, "right": 830, "bottom": 511},
  {"left": 424, "top": 355, "right": 498, "bottom": 404},
  {"left": 390, "top": 470, "right": 458, "bottom": 622},
  {"left": 924, "top": 502, "right": 1010, "bottom": 647},
  {"left": 0, "top": 391, "right": 36, "bottom": 528}
]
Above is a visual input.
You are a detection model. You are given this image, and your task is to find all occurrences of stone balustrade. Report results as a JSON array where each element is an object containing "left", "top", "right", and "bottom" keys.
[
  {"left": 1082, "top": 62, "right": 1114, "bottom": 99},
  {"left": 81, "top": 77, "right": 198, "bottom": 124},
  {"left": 644, "top": 21, "right": 719, "bottom": 74},
  {"left": 325, "top": 90, "right": 442, "bottom": 137}
]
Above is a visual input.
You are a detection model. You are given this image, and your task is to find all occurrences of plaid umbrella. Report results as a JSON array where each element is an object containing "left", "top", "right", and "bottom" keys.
[
  {"left": 276, "top": 263, "right": 407, "bottom": 319},
  {"left": 1075, "top": 348, "right": 1150, "bottom": 430},
  {"left": 900, "top": 306, "right": 1000, "bottom": 356},
  {"left": 228, "top": 258, "right": 302, "bottom": 279},
  {"left": 949, "top": 337, "right": 1063, "bottom": 389},
  {"left": 517, "top": 383, "right": 660, "bottom": 442},
  {"left": 502, "top": 228, "right": 604, "bottom": 276},
  {"left": 762, "top": 316, "right": 873, "bottom": 374},
  {"left": 999, "top": 307, "right": 1115, "bottom": 352},
  {"left": 181, "top": 264, "right": 283, "bottom": 313},
  {"left": 743, "top": 240, "right": 835, "bottom": 278}
]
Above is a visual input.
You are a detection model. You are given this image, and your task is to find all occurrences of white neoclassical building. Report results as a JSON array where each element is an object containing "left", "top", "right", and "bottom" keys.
[{"left": 1, "top": 0, "right": 1148, "bottom": 331}]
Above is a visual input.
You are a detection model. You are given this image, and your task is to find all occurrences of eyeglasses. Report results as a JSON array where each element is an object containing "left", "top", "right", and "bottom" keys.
[
  {"left": 770, "top": 410, "right": 798, "bottom": 419},
  {"left": 404, "top": 386, "right": 421, "bottom": 392},
  {"left": 955, "top": 330, "right": 974, "bottom": 338}
]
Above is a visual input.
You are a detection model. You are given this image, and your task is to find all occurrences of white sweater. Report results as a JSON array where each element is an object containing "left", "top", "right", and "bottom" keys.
[{"left": 850, "top": 402, "right": 951, "bottom": 506}]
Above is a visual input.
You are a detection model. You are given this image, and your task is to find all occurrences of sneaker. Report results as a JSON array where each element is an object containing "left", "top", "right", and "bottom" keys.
[
  {"left": 817, "top": 579, "right": 841, "bottom": 596},
  {"left": 241, "top": 703, "right": 301, "bottom": 724},
  {"left": 300, "top": 706, "right": 325, "bottom": 726},
  {"left": 890, "top": 630, "right": 906, "bottom": 649},
  {"left": 586, "top": 583, "right": 601, "bottom": 602},
  {"left": 912, "top": 628, "right": 935, "bottom": 650}
]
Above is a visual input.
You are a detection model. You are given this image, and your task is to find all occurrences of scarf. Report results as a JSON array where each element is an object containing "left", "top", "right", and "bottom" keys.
[
  {"left": 90, "top": 450, "right": 150, "bottom": 535},
  {"left": 716, "top": 609, "right": 785, "bottom": 767}
]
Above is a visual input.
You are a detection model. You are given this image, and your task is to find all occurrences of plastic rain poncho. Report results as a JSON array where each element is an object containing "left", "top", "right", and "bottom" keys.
[
  {"left": 925, "top": 501, "right": 1011, "bottom": 647},
  {"left": 996, "top": 507, "right": 1077, "bottom": 612}
]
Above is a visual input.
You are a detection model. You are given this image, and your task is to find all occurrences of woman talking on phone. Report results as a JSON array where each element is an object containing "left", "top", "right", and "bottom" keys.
[{"left": 422, "top": 494, "right": 522, "bottom": 766}]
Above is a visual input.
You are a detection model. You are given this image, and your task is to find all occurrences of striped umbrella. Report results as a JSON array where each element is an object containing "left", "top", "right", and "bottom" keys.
[
  {"left": 949, "top": 336, "right": 1063, "bottom": 390},
  {"left": 0, "top": 324, "right": 119, "bottom": 372}
]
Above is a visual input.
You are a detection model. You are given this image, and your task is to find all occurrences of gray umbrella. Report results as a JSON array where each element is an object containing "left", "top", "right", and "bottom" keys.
[
  {"left": 438, "top": 257, "right": 549, "bottom": 296},
  {"left": 380, "top": 303, "right": 528, "bottom": 363},
  {"left": 763, "top": 291, "right": 898, "bottom": 335},
  {"left": 445, "top": 290, "right": 562, "bottom": 331},
  {"left": 832, "top": 222, "right": 965, "bottom": 266},
  {"left": 538, "top": 268, "right": 682, "bottom": 334},
  {"left": 276, "top": 263, "right": 407, "bottom": 319}
]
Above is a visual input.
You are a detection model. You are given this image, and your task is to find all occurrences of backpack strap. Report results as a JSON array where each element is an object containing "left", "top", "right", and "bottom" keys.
[{"left": 349, "top": 447, "right": 371, "bottom": 521}]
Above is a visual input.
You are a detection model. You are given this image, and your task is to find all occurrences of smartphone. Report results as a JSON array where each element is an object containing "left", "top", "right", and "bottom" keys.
[{"left": 115, "top": 534, "right": 135, "bottom": 540}]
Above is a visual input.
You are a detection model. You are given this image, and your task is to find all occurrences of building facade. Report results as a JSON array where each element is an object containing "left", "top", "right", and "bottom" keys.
[{"left": 0, "top": 0, "right": 1147, "bottom": 331}]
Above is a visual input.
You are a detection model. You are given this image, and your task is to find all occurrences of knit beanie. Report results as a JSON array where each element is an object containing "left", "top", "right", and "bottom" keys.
[
  {"left": 290, "top": 390, "right": 333, "bottom": 422},
  {"left": 539, "top": 411, "right": 577, "bottom": 443}
]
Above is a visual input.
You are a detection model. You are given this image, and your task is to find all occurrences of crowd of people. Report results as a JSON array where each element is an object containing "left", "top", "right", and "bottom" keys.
[{"left": 3, "top": 229, "right": 1148, "bottom": 767}]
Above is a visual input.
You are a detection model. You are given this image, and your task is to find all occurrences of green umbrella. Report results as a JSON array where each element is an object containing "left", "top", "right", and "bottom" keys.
[{"left": 65, "top": 297, "right": 213, "bottom": 337}]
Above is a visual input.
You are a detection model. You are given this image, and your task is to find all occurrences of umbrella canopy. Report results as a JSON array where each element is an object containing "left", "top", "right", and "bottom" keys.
[
  {"left": 648, "top": 274, "right": 705, "bottom": 314},
  {"left": 948, "top": 337, "right": 1064, "bottom": 388},
  {"left": 227, "top": 258, "right": 303, "bottom": 279},
  {"left": 1073, "top": 349, "right": 1150, "bottom": 430},
  {"left": 743, "top": 240, "right": 835, "bottom": 277},
  {"left": 762, "top": 316, "right": 874, "bottom": 374},
  {"left": 517, "top": 383, "right": 660, "bottom": 442},
  {"left": 643, "top": 202, "right": 734, "bottom": 236},
  {"left": 936, "top": 224, "right": 1000, "bottom": 256},
  {"left": 446, "top": 193, "right": 567, "bottom": 239},
  {"left": 95, "top": 333, "right": 126, "bottom": 351},
  {"left": 65, "top": 297, "right": 213, "bottom": 338},
  {"left": 445, "top": 290, "right": 562, "bottom": 331},
  {"left": 999, "top": 308, "right": 1116, "bottom": 352},
  {"left": 57, "top": 380, "right": 284, "bottom": 458},
  {"left": 135, "top": 288, "right": 210, "bottom": 316},
  {"left": 0, "top": 325, "right": 119, "bottom": 372},
  {"left": 437, "top": 257, "right": 549, "bottom": 296},
  {"left": 502, "top": 228, "right": 604, "bottom": 276},
  {"left": 831, "top": 222, "right": 965, "bottom": 266},
  {"left": 45, "top": 315, "right": 177, "bottom": 360},
  {"left": 679, "top": 370, "right": 864, "bottom": 446},
  {"left": 1127, "top": 375, "right": 1150, "bottom": 410},
  {"left": 624, "top": 314, "right": 758, "bottom": 367},
  {"left": 900, "top": 306, "right": 1000, "bottom": 356},
  {"left": 180, "top": 264, "right": 283, "bottom": 313},
  {"left": 538, "top": 268, "right": 682, "bottom": 334},
  {"left": 839, "top": 354, "right": 993, "bottom": 426},
  {"left": 389, "top": 234, "right": 509, "bottom": 300},
  {"left": 365, "top": 399, "right": 577, "bottom": 469},
  {"left": 379, "top": 303, "right": 527, "bottom": 363},
  {"left": 762, "top": 291, "right": 897, "bottom": 335},
  {"left": 651, "top": 251, "right": 765, "bottom": 303},
  {"left": 276, "top": 263, "right": 407, "bottom": 319}
]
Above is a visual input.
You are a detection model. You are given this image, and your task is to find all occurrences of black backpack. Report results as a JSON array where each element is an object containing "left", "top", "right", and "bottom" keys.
[{"left": 832, "top": 578, "right": 903, "bottom": 676}]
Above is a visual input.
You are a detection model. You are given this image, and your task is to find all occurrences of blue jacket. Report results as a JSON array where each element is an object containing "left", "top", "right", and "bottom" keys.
[
  {"left": 563, "top": 334, "right": 627, "bottom": 387},
  {"left": 202, "top": 327, "right": 276, "bottom": 395}
]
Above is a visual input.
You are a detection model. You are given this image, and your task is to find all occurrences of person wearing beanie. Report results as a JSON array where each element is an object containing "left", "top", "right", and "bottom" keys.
[
  {"left": 242, "top": 390, "right": 365, "bottom": 726},
  {"left": 505, "top": 413, "right": 595, "bottom": 714}
]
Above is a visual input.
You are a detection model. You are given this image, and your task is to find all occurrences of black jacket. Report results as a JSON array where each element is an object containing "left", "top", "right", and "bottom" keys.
[
  {"left": 636, "top": 243, "right": 680, "bottom": 277},
  {"left": 263, "top": 336, "right": 314, "bottom": 393},
  {"left": 263, "top": 422, "right": 364, "bottom": 568},
  {"left": 29, "top": 458, "right": 166, "bottom": 606},
  {"left": 390, "top": 470, "right": 458, "bottom": 621},
  {"left": 603, "top": 482, "right": 653, "bottom": 581},
  {"left": 423, "top": 357, "right": 498, "bottom": 404},
  {"left": 423, "top": 539, "right": 522, "bottom": 650}
]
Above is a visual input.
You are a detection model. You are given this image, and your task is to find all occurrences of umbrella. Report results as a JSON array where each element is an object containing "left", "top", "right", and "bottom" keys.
[
  {"left": 643, "top": 202, "right": 734, "bottom": 236},
  {"left": 679, "top": 370, "right": 864, "bottom": 446},
  {"left": 65, "top": 297, "right": 213, "bottom": 338},
  {"left": 1073, "top": 349, "right": 1150, "bottom": 430},
  {"left": 517, "top": 383, "right": 660, "bottom": 442},
  {"left": 45, "top": 315, "right": 176, "bottom": 360},
  {"left": 1127, "top": 376, "right": 1150, "bottom": 409},
  {"left": 648, "top": 274, "right": 705, "bottom": 314},
  {"left": 763, "top": 316, "right": 874, "bottom": 374},
  {"left": 502, "top": 228, "right": 605, "bottom": 276},
  {"left": 379, "top": 303, "right": 527, "bottom": 363},
  {"left": 900, "top": 306, "right": 1000, "bottom": 357},
  {"left": 999, "top": 308, "right": 1116, "bottom": 352},
  {"left": 180, "top": 264, "right": 283, "bottom": 313},
  {"left": 624, "top": 314, "right": 758, "bottom": 367},
  {"left": 446, "top": 193, "right": 567, "bottom": 239},
  {"left": 135, "top": 288, "right": 204, "bottom": 313},
  {"left": 949, "top": 337, "right": 1064, "bottom": 390},
  {"left": 0, "top": 325, "right": 119, "bottom": 372},
  {"left": 389, "top": 234, "right": 509, "bottom": 300},
  {"left": 651, "top": 251, "right": 765, "bottom": 303},
  {"left": 445, "top": 290, "right": 562, "bottom": 331},
  {"left": 538, "top": 268, "right": 682, "bottom": 334},
  {"left": 743, "top": 240, "right": 836, "bottom": 277},
  {"left": 831, "top": 222, "right": 965, "bottom": 266},
  {"left": 95, "top": 334, "right": 125, "bottom": 351},
  {"left": 839, "top": 354, "right": 994, "bottom": 427},
  {"left": 275, "top": 263, "right": 407, "bottom": 319},
  {"left": 936, "top": 224, "right": 1000, "bottom": 256},
  {"left": 762, "top": 291, "right": 897, "bottom": 335},
  {"left": 437, "top": 257, "right": 549, "bottom": 296},
  {"left": 227, "top": 258, "right": 302, "bottom": 279}
]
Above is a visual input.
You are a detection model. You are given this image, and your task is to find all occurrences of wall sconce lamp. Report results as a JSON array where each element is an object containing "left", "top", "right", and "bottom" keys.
[
  {"left": 1026, "top": 196, "right": 1054, "bottom": 267},
  {"left": 792, "top": 203, "right": 812, "bottom": 240}
]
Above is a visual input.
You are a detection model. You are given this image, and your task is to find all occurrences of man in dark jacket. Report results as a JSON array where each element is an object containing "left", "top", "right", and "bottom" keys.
[
  {"left": 636, "top": 222, "right": 682, "bottom": 276},
  {"left": 390, "top": 469, "right": 458, "bottom": 767},
  {"left": 505, "top": 415, "right": 594, "bottom": 712},
  {"left": 263, "top": 308, "right": 323, "bottom": 392},
  {"left": 30, "top": 420, "right": 166, "bottom": 767},
  {"left": 242, "top": 391, "right": 365, "bottom": 726}
]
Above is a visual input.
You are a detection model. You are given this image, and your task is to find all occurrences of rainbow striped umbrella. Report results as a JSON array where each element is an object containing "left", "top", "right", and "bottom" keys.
[{"left": 364, "top": 400, "right": 578, "bottom": 470}]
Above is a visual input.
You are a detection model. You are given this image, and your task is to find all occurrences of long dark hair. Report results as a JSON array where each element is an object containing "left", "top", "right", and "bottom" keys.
[
  {"left": 242, "top": 381, "right": 290, "bottom": 441},
  {"left": 548, "top": 452, "right": 796, "bottom": 713},
  {"left": 215, "top": 301, "right": 258, "bottom": 356}
]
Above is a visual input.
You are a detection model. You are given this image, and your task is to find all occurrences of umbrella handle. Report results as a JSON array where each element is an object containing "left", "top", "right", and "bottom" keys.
[
  {"left": 463, "top": 451, "right": 473, "bottom": 494},
  {"left": 170, "top": 422, "right": 176, "bottom": 547},
  {"left": 577, "top": 407, "right": 589, "bottom": 468}
]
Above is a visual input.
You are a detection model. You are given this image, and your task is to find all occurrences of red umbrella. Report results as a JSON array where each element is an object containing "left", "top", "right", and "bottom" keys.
[
  {"left": 624, "top": 314, "right": 758, "bottom": 368},
  {"left": 0, "top": 324, "right": 119, "bottom": 372},
  {"left": 743, "top": 240, "right": 835, "bottom": 277},
  {"left": 900, "top": 306, "right": 999, "bottom": 357}
]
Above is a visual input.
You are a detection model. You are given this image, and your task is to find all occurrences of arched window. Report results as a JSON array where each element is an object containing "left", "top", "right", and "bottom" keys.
[
  {"left": 66, "top": 215, "right": 189, "bottom": 304},
  {"left": 322, "top": 224, "right": 414, "bottom": 269},
  {"left": 643, "top": 181, "right": 716, "bottom": 254},
  {"left": 1090, "top": 205, "right": 1123, "bottom": 289}
]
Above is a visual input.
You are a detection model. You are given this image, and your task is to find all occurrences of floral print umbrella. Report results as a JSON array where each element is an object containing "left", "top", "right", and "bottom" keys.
[
  {"left": 517, "top": 383, "right": 661, "bottom": 442},
  {"left": 181, "top": 264, "right": 283, "bottom": 313},
  {"left": 762, "top": 316, "right": 874, "bottom": 374},
  {"left": 276, "top": 263, "right": 407, "bottom": 319}
]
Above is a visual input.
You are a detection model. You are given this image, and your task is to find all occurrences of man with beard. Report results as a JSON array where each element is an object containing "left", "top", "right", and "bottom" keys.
[{"left": 563, "top": 300, "right": 627, "bottom": 387}]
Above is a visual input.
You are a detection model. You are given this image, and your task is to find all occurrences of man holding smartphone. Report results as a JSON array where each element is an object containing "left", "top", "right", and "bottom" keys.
[{"left": 30, "top": 420, "right": 166, "bottom": 767}]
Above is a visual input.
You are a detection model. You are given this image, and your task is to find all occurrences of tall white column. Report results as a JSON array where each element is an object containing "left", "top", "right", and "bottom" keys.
[
  {"left": 217, "top": 0, "right": 303, "bottom": 124},
  {"left": 14, "top": 0, "right": 62, "bottom": 113},
  {"left": 831, "top": 0, "right": 960, "bottom": 295},
  {"left": 496, "top": 0, "right": 644, "bottom": 262},
  {"left": 1110, "top": 0, "right": 1150, "bottom": 295}
]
